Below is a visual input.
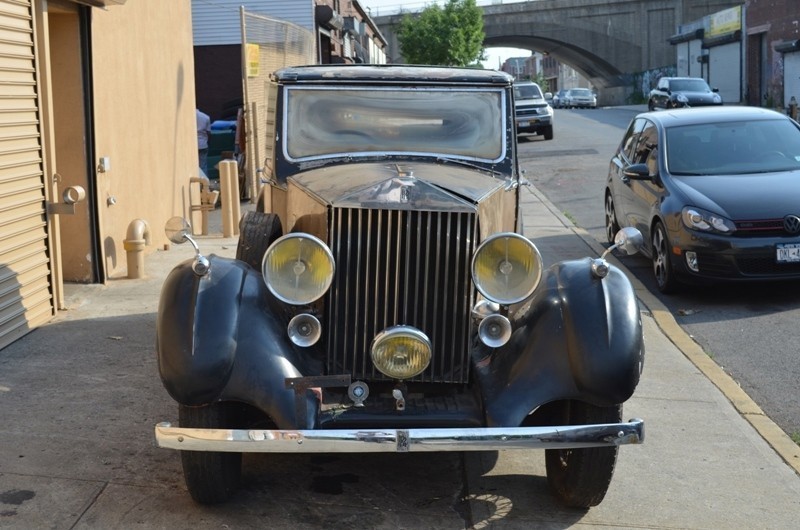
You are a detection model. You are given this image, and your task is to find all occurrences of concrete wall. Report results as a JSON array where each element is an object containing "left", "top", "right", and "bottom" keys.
[{"left": 89, "top": 0, "right": 198, "bottom": 278}]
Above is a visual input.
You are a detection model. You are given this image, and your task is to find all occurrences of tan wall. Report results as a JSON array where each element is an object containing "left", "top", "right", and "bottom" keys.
[{"left": 88, "top": 0, "right": 197, "bottom": 278}]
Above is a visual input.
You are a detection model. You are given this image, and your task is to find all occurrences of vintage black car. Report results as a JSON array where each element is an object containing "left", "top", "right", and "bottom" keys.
[
  {"left": 155, "top": 65, "right": 645, "bottom": 508},
  {"left": 648, "top": 77, "right": 722, "bottom": 111}
]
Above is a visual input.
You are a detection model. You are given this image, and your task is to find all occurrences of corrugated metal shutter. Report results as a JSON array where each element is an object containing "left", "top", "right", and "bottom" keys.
[
  {"left": 192, "top": 0, "right": 313, "bottom": 46},
  {"left": 0, "top": 0, "right": 54, "bottom": 349},
  {"left": 709, "top": 42, "right": 741, "bottom": 103}
]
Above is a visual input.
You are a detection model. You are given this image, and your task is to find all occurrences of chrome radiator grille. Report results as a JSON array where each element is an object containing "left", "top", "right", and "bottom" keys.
[{"left": 326, "top": 207, "right": 478, "bottom": 383}]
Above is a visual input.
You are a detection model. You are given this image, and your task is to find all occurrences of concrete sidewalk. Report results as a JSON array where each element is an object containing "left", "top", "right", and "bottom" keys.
[{"left": 0, "top": 191, "right": 798, "bottom": 528}]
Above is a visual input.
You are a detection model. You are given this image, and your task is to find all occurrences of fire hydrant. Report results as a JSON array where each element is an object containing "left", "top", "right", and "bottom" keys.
[{"left": 123, "top": 218, "right": 151, "bottom": 279}]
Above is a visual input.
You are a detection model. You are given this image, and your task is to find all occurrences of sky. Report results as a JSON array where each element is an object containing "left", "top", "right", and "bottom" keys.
[{"left": 359, "top": 0, "right": 531, "bottom": 70}]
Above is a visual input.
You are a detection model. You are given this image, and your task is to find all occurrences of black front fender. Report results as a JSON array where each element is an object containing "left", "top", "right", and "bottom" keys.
[
  {"left": 156, "top": 257, "right": 246, "bottom": 405},
  {"left": 156, "top": 256, "right": 320, "bottom": 428},
  {"left": 475, "top": 258, "right": 644, "bottom": 427}
]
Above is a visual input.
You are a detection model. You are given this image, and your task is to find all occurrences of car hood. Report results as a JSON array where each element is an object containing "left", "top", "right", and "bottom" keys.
[
  {"left": 672, "top": 171, "right": 800, "bottom": 219},
  {"left": 289, "top": 161, "right": 508, "bottom": 211}
]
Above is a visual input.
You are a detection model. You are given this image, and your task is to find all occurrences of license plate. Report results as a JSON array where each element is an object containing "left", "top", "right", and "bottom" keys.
[
  {"left": 776, "top": 243, "right": 800, "bottom": 262},
  {"left": 519, "top": 121, "right": 530, "bottom": 127}
]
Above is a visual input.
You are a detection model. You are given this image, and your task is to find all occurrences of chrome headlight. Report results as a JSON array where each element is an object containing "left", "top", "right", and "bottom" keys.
[
  {"left": 681, "top": 206, "right": 735, "bottom": 234},
  {"left": 262, "top": 233, "right": 335, "bottom": 305},
  {"left": 371, "top": 326, "right": 431, "bottom": 380},
  {"left": 471, "top": 233, "right": 543, "bottom": 305}
]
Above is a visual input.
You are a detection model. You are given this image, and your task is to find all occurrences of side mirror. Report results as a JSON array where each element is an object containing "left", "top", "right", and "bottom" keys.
[
  {"left": 593, "top": 227, "right": 644, "bottom": 278},
  {"left": 165, "top": 216, "right": 192, "bottom": 244},
  {"left": 612, "top": 226, "right": 643, "bottom": 256},
  {"left": 164, "top": 216, "right": 209, "bottom": 276},
  {"left": 623, "top": 163, "right": 653, "bottom": 180}
]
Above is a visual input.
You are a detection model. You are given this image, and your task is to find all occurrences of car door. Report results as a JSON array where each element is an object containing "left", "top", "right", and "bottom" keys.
[
  {"left": 624, "top": 119, "right": 663, "bottom": 238},
  {"left": 609, "top": 118, "right": 645, "bottom": 227}
]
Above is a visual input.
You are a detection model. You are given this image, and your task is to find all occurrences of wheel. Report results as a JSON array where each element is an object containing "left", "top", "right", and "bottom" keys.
[
  {"left": 543, "top": 125, "right": 554, "bottom": 141},
  {"left": 179, "top": 403, "right": 242, "bottom": 504},
  {"left": 651, "top": 221, "right": 679, "bottom": 293},
  {"left": 604, "top": 193, "right": 620, "bottom": 245},
  {"left": 545, "top": 401, "right": 621, "bottom": 508},
  {"left": 647, "top": 99, "right": 655, "bottom": 111},
  {"left": 236, "top": 211, "right": 282, "bottom": 270}
]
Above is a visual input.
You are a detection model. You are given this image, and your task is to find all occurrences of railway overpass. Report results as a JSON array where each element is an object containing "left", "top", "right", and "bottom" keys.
[{"left": 373, "top": 0, "right": 741, "bottom": 104}]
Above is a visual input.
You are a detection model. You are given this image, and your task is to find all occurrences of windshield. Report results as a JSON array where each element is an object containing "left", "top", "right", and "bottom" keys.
[
  {"left": 666, "top": 119, "right": 800, "bottom": 175},
  {"left": 669, "top": 79, "right": 710, "bottom": 92},
  {"left": 514, "top": 84, "right": 543, "bottom": 100},
  {"left": 283, "top": 87, "right": 506, "bottom": 162},
  {"left": 570, "top": 89, "right": 593, "bottom": 96}
]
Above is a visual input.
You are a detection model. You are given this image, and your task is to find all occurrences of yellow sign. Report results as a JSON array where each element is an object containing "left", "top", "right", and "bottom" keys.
[
  {"left": 708, "top": 6, "right": 741, "bottom": 37},
  {"left": 246, "top": 43, "right": 260, "bottom": 77}
]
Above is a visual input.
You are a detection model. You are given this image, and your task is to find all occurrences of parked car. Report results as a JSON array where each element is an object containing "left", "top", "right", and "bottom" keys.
[
  {"left": 155, "top": 64, "right": 645, "bottom": 507},
  {"left": 564, "top": 88, "right": 597, "bottom": 108},
  {"left": 648, "top": 77, "right": 722, "bottom": 111},
  {"left": 513, "top": 80, "right": 554, "bottom": 140},
  {"left": 552, "top": 89, "right": 568, "bottom": 109},
  {"left": 605, "top": 106, "right": 800, "bottom": 293}
]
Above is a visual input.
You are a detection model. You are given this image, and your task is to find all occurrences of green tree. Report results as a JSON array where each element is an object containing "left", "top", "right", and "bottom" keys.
[{"left": 397, "top": 0, "right": 485, "bottom": 67}]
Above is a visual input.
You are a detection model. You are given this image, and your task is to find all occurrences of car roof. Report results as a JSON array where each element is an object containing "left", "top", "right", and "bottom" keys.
[
  {"left": 272, "top": 64, "right": 514, "bottom": 86},
  {"left": 661, "top": 77, "right": 706, "bottom": 81},
  {"left": 640, "top": 106, "right": 789, "bottom": 128}
]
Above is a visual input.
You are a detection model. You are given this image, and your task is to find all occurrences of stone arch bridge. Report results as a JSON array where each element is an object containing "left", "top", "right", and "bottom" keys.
[{"left": 374, "top": 0, "right": 740, "bottom": 103}]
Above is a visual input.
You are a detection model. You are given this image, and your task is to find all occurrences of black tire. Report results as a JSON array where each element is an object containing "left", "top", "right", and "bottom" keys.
[
  {"left": 651, "top": 221, "right": 680, "bottom": 294},
  {"left": 236, "top": 211, "right": 282, "bottom": 270},
  {"left": 543, "top": 125, "right": 554, "bottom": 141},
  {"left": 179, "top": 403, "right": 242, "bottom": 504},
  {"left": 545, "top": 401, "right": 621, "bottom": 508},
  {"left": 647, "top": 99, "right": 655, "bottom": 112},
  {"left": 604, "top": 192, "right": 620, "bottom": 245}
]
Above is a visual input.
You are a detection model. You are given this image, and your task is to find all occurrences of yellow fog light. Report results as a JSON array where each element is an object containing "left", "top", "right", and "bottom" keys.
[
  {"left": 371, "top": 326, "right": 431, "bottom": 380},
  {"left": 471, "top": 232, "right": 543, "bottom": 305},
  {"left": 262, "top": 233, "right": 335, "bottom": 305}
]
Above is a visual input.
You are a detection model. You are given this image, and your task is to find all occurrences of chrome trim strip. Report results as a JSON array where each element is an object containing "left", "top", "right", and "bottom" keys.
[{"left": 155, "top": 419, "right": 644, "bottom": 453}]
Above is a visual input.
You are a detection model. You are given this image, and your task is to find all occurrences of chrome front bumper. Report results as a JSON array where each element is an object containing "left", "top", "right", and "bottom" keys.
[{"left": 155, "top": 419, "right": 644, "bottom": 453}]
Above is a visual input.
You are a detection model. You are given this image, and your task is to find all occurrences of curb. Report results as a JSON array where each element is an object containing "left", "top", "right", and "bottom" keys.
[{"left": 525, "top": 185, "right": 800, "bottom": 476}]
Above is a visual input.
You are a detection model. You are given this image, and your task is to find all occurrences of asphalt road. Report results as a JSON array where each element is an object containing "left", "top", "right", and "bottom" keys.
[{"left": 517, "top": 106, "right": 800, "bottom": 443}]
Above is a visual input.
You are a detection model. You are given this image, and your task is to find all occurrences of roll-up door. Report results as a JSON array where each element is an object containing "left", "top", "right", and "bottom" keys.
[
  {"left": 784, "top": 52, "right": 800, "bottom": 109},
  {"left": 709, "top": 42, "right": 741, "bottom": 104},
  {"left": 0, "top": 0, "right": 54, "bottom": 349}
]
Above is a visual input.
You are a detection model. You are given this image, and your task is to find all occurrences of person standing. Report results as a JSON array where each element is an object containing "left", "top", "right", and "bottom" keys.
[{"left": 196, "top": 108, "right": 211, "bottom": 175}]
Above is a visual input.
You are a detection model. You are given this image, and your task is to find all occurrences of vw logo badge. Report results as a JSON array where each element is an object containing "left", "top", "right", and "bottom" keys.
[{"left": 784, "top": 215, "right": 800, "bottom": 234}]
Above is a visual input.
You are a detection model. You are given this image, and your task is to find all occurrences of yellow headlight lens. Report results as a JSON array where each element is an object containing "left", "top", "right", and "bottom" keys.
[
  {"left": 262, "top": 233, "right": 335, "bottom": 305},
  {"left": 371, "top": 326, "right": 431, "bottom": 380},
  {"left": 471, "top": 232, "right": 543, "bottom": 305}
]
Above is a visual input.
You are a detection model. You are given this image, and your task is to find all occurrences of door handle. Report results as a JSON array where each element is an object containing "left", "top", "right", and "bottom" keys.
[{"left": 47, "top": 185, "right": 86, "bottom": 215}]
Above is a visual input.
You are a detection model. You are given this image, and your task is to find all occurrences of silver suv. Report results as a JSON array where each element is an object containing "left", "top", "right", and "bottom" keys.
[{"left": 513, "top": 81, "right": 554, "bottom": 140}]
